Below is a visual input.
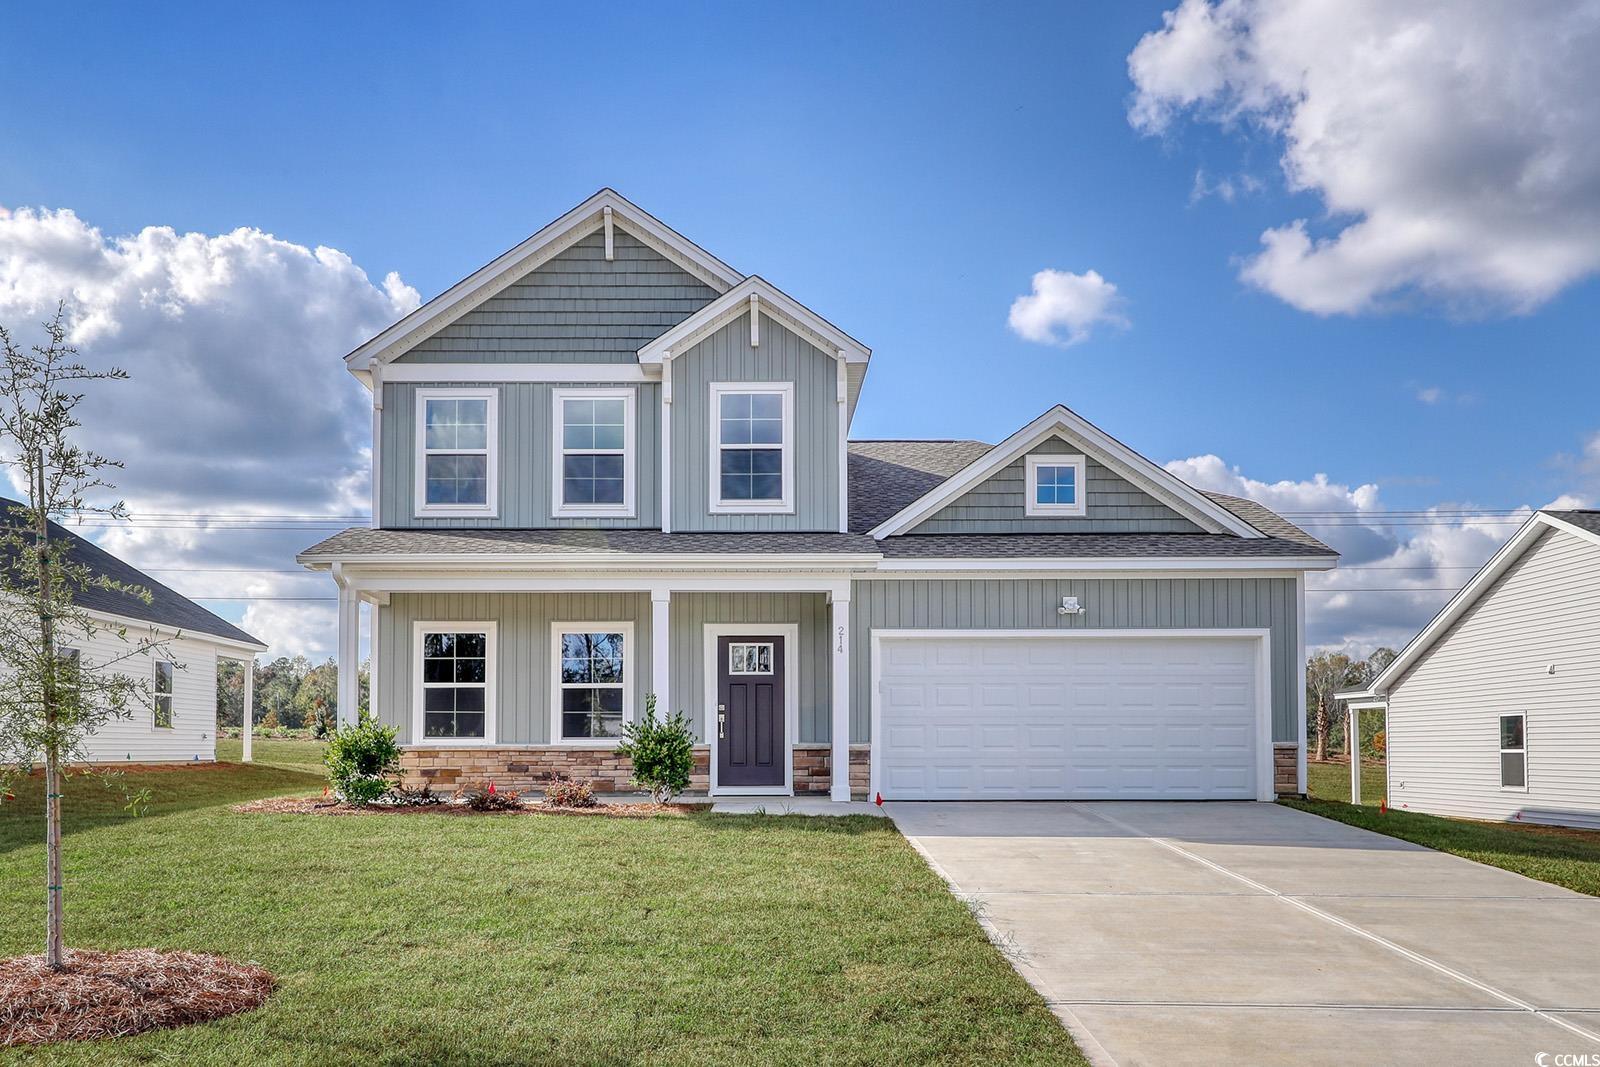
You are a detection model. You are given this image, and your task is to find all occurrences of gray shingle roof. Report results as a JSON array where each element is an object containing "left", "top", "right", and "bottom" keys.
[
  {"left": 298, "top": 526, "right": 879, "bottom": 559},
  {"left": 1544, "top": 509, "right": 1600, "bottom": 536},
  {"left": 0, "top": 499, "right": 263, "bottom": 647},
  {"left": 876, "top": 532, "right": 1332, "bottom": 559}
]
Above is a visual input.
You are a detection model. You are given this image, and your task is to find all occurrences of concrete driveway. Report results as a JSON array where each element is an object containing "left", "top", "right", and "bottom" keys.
[{"left": 888, "top": 801, "right": 1600, "bottom": 1067}]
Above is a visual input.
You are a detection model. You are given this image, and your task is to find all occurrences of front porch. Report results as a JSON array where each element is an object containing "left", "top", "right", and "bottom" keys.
[{"left": 331, "top": 570, "right": 864, "bottom": 800}]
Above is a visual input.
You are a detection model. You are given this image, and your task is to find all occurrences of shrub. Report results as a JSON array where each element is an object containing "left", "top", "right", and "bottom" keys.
[
  {"left": 543, "top": 775, "right": 596, "bottom": 808},
  {"left": 460, "top": 782, "right": 521, "bottom": 811},
  {"left": 379, "top": 784, "right": 443, "bottom": 807},
  {"left": 323, "top": 716, "right": 401, "bottom": 805},
  {"left": 617, "top": 694, "right": 695, "bottom": 803}
]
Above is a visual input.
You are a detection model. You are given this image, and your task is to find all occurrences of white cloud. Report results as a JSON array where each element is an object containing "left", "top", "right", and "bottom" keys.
[
  {"left": 0, "top": 207, "right": 418, "bottom": 660},
  {"left": 1129, "top": 1, "right": 1600, "bottom": 315},
  {"left": 1007, "top": 268, "right": 1128, "bottom": 347},
  {"left": 1416, "top": 386, "right": 1443, "bottom": 405},
  {"left": 1168, "top": 452, "right": 1591, "bottom": 655},
  {"left": 1190, "top": 168, "right": 1262, "bottom": 204}
]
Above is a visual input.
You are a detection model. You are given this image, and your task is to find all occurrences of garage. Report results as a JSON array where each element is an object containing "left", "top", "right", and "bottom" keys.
[{"left": 872, "top": 631, "right": 1271, "bottom": 801}]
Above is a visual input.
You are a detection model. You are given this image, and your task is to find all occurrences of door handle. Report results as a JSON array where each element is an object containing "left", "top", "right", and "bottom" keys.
[{"left": 718, "top": 704, "right": 726, "bottom": 738}]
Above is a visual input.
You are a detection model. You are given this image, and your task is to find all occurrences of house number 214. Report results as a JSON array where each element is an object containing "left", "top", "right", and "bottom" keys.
[{"left": 836, "top": 625, "right": 845, "bottom": 653}]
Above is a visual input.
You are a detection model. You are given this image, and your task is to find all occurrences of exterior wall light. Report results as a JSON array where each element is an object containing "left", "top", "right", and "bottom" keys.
[{"left": 1058, "top": 596, "right": 1085, "bottom": 617}]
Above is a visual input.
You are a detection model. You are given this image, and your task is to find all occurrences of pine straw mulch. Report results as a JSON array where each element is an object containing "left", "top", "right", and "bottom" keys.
[
  {"left": 0, "top": 948, "right": 274, "bottom": 1047},
  {"left": 231, "top": 795, "right": 700, "bottom": 818}
]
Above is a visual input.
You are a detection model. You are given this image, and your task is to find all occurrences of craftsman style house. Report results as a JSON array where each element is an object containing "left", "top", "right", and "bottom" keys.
[{"left": 299, "top": 190, "right": 1336, "bottom": 801}]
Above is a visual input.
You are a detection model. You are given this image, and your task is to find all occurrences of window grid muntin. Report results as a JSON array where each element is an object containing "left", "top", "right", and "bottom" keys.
[
  {"left": 421, "top": 394, "right": 493, "bottom": 509},
  {"left": 716, "top": 388, "right": 787, "bottom": 504}
]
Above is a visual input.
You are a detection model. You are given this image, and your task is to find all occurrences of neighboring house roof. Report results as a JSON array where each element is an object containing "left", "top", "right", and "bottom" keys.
[
  {"left": 636, "top": 276, "right": 870, "bottom": 366},
  {"left": 0, "top": 499, "right": 265, "bottom": 648},
  {"left": 345, "top": 189, "right": 745, "bottom": 373},
  {"left": 298, "top": 527, "right": 880, "bottom": 563},
  {"left": 866, "top": 405, "right": 1266, "bottom": 540},
  {"left": 1365, "top": 509, "right": 1600, "bottom": 697}
]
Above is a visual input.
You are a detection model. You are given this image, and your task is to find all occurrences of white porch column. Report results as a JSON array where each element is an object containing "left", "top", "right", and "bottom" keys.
[
  {"left": 1348, "top": 705, "right": 1361, "bottom": 806},
  {"left": 335, "top": 567, "right": 360, "bottom": 728},
  {"left": 242, "top": 655, "right": 255, "bottom": 762},
  {"left": 650, "top": 589, "right": 671, "bottom": 717},
  {"left": 830, "top": 589, "right": 852, "bottom": 801}
]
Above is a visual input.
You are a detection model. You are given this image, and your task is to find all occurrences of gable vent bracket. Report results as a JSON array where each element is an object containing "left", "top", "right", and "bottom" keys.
[
  {"left": 603, "top": 206, "right": 614, "bottom": 261},
  {"left": 749, "top": 293, "right": 761, "bottom": 346}
]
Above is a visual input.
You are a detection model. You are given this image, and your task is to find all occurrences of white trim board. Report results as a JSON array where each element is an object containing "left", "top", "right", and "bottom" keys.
[
  {"left": 637, "top": 276, "right": 870, "bottom": 366},
  {"left": 867, "top": 405, "right": 1265, "bottom": 540},
  {"left": 703, "top": 622, "right": 799, "bottom": 797},
  {"left": 867, "top": 627, "right": 1275, "bottom": 803},
  {"left": 347, "top": 189, "right": 743, "bottom": 374},
  {"left": 1367, "top": 512, "right": 1599, "bottom": 696}
]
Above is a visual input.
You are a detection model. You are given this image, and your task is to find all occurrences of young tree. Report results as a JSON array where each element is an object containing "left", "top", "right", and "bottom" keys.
[
  {"left": 0, "top": 305, "right": 165, "bottom": 970},
  {"left": 1304, "top": 651, "right": 1360, "bottom": 762}
]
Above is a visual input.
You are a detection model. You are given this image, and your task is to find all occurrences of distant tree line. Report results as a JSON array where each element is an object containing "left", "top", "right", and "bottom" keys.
[
  {"left": 217, "top": 656, "right": 368, "bottom": 733},
  {"left": 1305, "top": 648, "right": 1396, "bottom": 761}
]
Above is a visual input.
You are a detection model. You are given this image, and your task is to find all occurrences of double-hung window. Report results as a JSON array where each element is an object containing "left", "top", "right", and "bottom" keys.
[
  {"left": 153, "top": 659, "right": 174, "bottom": 729},
  {"left": 415, "top": 624, "right": 495, "bottom": 743},
  {"left": 553, "top": 623, "right": 631, "bottom": 743},
  {"left": 1499, "top": 712, "right": 1527, "bottom": 790},
  {"left": 1025, "top": 453, "right": 1088, "bottom": 517},
  {"left": 416, "top": 389, "right": 497, "bottom": 516},
  {"left": 711, "top": 382, "right": 793, "bottom": 512},
  {"left": 553, "top": 388, "right": 635, "bottom": 517}
]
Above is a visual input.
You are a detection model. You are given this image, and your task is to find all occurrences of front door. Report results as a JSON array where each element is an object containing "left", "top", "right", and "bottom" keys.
[{"left": 716, "top": 635, "right": 785, "bottom": 789}]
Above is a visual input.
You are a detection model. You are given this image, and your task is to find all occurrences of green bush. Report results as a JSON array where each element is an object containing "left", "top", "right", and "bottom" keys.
[
  {"left": 324, "top": 715, "right": 401, "bottom": 805},
  {"left": 617, "top": 694, "right": 695, "bottom": 803}
]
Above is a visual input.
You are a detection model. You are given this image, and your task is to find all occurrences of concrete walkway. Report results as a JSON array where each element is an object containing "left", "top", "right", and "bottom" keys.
[{"left": 888, "top": 801, "right": 1600, "bottom": 1067}]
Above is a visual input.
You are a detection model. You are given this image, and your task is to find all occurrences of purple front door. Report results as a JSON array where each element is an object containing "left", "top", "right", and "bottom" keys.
[{"left": 716, "top": 635, "right": 785, "bottom": 788}]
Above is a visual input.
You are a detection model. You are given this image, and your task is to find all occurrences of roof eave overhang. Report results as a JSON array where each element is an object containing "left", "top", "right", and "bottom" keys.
[
  {"left": 298, "top": 552, "right": 884, "bottom": 572},
  {"left": 874, "top": 555, "right": 1338, "bottom": 572}
]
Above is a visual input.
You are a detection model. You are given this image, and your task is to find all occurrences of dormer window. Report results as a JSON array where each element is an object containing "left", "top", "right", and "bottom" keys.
[
  {"left": 553, "top": 388, "right": 635, "bottom": 517},
  {"left": 1025, "top": 453, "right": 1087, "bottom": 517},
  {"left": 710, "top": 382, "right": 793, "bottom": 513},
  {"left": 416, "top": 389, "right": 497, "bottom": 516}
]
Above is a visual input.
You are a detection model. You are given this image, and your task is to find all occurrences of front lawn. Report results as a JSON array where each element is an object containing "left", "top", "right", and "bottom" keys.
[
  {"left": 0, "top": 752, "right": 1083, "bottom": 1065},
  {"left": 1282, "top": 798, "right": 1600, "bottom": 898},
  {"left": 1305, "top": 758, "right": 1387, "bottom": 805}
]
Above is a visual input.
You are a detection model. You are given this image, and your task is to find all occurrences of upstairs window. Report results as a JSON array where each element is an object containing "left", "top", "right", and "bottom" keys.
[
  {"left": 416, "top": 389, "right": 497, "bottom": 516},
  {"left": 154, "top": 659, "right": 174, "bottom": 728},
  {"left": 1025, "top": 453, "right": 1087, "bottom": 517},
  {"left": 1499, "top": 713, "right": 1526, "bottom": 790},
  {"left": 553, "top": 388, "right": 635, "bottom": 517},
  {"left": 711, "top": 382, "right": 793, "bottom": 513}
]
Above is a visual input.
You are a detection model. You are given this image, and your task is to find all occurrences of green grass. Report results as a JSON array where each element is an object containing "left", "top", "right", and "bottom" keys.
[
  {"left": 0, "top": 750, "right": 1083, "bottom": 1065},
  {"left": 1282, "top": 797, "right": 1600, "bottom": 898},
  {"left": 215, "top": 736, "right": 327, "bottom": 774},
  {"left": 1305, "top": 758, "right": 1388, "bottom": 805}
]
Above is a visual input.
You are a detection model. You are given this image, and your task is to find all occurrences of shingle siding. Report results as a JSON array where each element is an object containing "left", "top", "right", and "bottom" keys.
[
  {"left": 1386, "top": 527, "right": 1600, "bottom": 829},
  {"left": 394, "top": 230, "right": 718, "bottom": 364}
]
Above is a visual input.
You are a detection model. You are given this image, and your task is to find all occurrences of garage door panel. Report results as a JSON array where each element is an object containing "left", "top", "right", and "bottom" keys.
[{"left": 878, "top": 634, "right": 1261, "bottom": 801}]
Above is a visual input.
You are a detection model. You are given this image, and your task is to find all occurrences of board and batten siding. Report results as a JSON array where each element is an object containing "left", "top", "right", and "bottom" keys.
[
  {"left": 75, "top": 630, "right": 220, "bottom": 764},
  {"left": 667, "top": 592, "right": 831, "bottom": 744},
  {"left": 669, "top": 313, "right": 840, "bottom": 532},
  {"left": 849, "top": 577, "right": 1298, "bottom": 744},
  {"left": 379, "top": 381, "right": 661, "bottom": 528},
  {"left": 393, "top": 229, "right": 718, "bottom": 364},
  {"left": 376, "top": 592, "right": 654, "bottom": 746},
  {"left": 910, "top": 436, "right": 1202, "bottom": 535},
  {"left": 1386, "top": 527, "right": 1600, "bottom": 829}
]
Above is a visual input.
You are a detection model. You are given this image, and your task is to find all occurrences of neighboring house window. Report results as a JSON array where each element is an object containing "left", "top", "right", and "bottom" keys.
[
  {"left": 710, "top": 382, "right": 793, "bottom": 513},
  {"left": 554, "top": 623, "right": 631, "bottom": 742},
  {"left": 154, "top": 659, "right": 174, "bottom": 729},
  {"left": 415, "top": 625, "right": 494, "bottom": 743},
  {"left": 1499, "top": 713, "right": 1526, "bottom": 789},
  {"left": 552, "top": 388, "right": 635, "bottom": 517},
  {"left": 416, "top": 389, "right": 497, "bottom": 516},
  {"left": 1025, "top": 453, "right": 1088, "bottom": 517}
]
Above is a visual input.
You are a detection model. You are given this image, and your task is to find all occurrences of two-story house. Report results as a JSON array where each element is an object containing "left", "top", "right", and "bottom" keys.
[{"left": 298, "top": 189, "right": 1337, "bottom": 802}]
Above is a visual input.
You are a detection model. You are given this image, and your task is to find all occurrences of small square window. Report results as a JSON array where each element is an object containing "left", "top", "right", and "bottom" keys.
[{"left": 1025, "top": 453, "right": 1088, "bottom": 517}]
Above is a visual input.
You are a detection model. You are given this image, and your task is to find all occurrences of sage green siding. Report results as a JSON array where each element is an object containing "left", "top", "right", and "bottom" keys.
[
  {"left": 668, "top": 592, "right": 831, "bottom": 743},
  {"left": 910, "top": 437, "right": 1202, "bottom": 534},
  {"left": 394, "top": 229, "right": 718, "bottom": 363},
  {"left": 376, "top": 592, "right": 654, "bottom": 745},
  {"left": 669, "top": 313, "right": 840, "bottom": 532},
  {"left": 379, "top": 381, "right": 660, "bottom": 528},
  {"left": 848, "top": 577, "right": 1299, "bottom": 743}
]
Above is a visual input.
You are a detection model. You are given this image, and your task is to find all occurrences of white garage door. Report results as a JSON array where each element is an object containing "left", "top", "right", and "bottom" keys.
[{"left": 876, "top": 633, "right": 1264, "bottom": 800}]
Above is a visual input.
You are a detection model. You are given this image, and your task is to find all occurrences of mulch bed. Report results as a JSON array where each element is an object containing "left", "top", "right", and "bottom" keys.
[
  {"left": 0, "top": 948, "right": 274, "bottom": 1047},
  {"left": 231, "top": 795, "right": 699, "bottom": 818}
]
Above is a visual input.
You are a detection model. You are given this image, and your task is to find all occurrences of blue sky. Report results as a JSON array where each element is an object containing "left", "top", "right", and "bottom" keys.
[{"left": 1, "top": 1, "right": 1596, "bottom": 656}]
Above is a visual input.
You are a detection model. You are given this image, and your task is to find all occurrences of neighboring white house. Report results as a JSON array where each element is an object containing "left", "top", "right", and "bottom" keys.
[
  {"left": 1340, "top": 509, "right": 1600, "bottom": 830},
  {"left": 3, "top": 498, "right": 267, "bottom": 764}
]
